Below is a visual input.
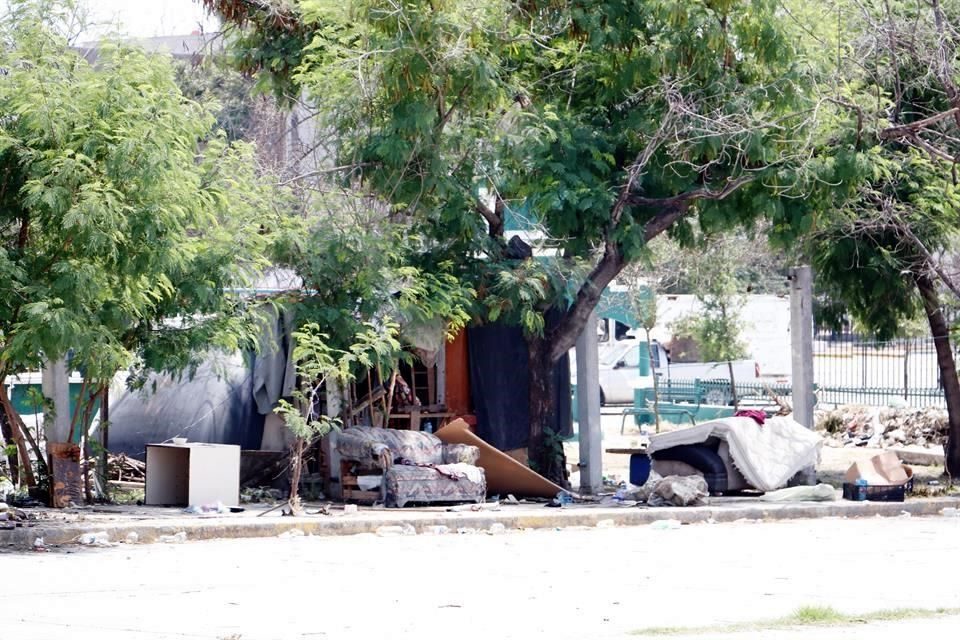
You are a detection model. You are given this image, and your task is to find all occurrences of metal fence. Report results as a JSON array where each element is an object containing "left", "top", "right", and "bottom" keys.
[{"left": 813, "top": 333, "right": 948, "bottom": 408}]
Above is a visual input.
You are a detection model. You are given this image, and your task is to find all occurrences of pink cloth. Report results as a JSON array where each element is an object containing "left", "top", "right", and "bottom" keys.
[{"left": 734, "top": 409, "right": 766, "bottom": 426}]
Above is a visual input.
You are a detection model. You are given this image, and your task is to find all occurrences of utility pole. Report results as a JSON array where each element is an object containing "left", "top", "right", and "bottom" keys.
[
  {"left": 789, "top": 265, "right": 816, "bottom": 485},
  {"left": 41, "top": 358, "right": 71, "bottom": 443},
  {"left": 576, "top": 312, "right": 602, "bottom": 494}
]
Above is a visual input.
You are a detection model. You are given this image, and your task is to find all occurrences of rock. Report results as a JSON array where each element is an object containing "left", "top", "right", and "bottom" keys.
[
  {"left": 423, "top": 525, "right": 450, "bottom": 535},
  {"left": 78, "top": 531, "right": 112, "bottom": 546},
  {"left": 0, "top": 502, "right": 8, "bottom": 512},
  {"left": 647, "top": 475, "right": 708, "bottom": 507},
  {"left": 158, "top": 531, "right": 187, "bottom": 544},
  {"left": 487, "top": 523, "right": 506, "bottom": 535},
  {"left": 125, "top": 532, "right": 139, "bottom": 544}
]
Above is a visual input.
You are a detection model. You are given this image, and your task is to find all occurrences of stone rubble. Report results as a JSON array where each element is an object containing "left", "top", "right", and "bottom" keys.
[{"left": 816, "top": 405, "right": 948, "bottom": 449}]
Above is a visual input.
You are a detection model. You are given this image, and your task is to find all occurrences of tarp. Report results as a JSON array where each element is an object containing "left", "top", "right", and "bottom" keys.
[
  {"left": 107, "top": 353, "right": 265, "bottom": 459},
  {"left": 467, "top": 321, "right": 572, "bottom": 452}
]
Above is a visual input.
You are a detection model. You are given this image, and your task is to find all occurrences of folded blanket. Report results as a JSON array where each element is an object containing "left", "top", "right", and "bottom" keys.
[{"left": 647, "top": 416, "right": 822, "bottom": 492}]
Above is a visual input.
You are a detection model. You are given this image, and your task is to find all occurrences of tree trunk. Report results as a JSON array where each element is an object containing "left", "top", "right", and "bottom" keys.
[
  {"left": 915, "top": 273, "right": 960, "bottom": 477},
  {"left": 527, "top": 337, "right": 568, "bottom": 487},
  {"left": 288, "top": 436, "right": 305, "bottom": 516},
  {"left": 0, "top": 381, "right": 36, "bottom": 487}
]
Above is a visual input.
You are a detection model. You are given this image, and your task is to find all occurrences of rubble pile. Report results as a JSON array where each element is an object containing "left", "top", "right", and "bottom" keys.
[
  {"left": 817, "top": 405, "right": 948, "bottom": 449},
  {"left": 107, "top": 453, "right": 146, "bottom": 484},
  {"left": 0, "top": 501, "right": 31, "bottom": 529}
]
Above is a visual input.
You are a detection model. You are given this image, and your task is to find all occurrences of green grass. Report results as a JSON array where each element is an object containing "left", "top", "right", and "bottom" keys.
[{"left": 631, "top": 605, "right": 960, "bottom": 636}]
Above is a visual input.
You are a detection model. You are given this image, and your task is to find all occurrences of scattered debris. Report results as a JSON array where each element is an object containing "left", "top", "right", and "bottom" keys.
[
  {"left": 240, "top": 486, "right": 284, "bottom": 504},
  {"left": 423, "top": 525, "right": 450, "bottom": 535},
  {"left": 817, "top": 405, "right": 948, "bottom": 449},
  {"left": 78, "top": 531, "right": 114, "bottom": 547},
  {"left": 649, "top": 519, "right": 682, "bottom": 530},
  {"left": 158, "top": 531, "right": 187, "bottom": 544},
  {"left": 487, "top": 523, "right": 506, "bottom": 535},
  {"left": 447, "top": 501, "right": 500, "bottom": 512},
  {"left": 107, "top": 453, "right": 146, "bottom": 483},
  {"left": 32, "top": 537, "right": 47, "bottom": 551},
  {"left": 646, "top": 475, "right": 708, "bottom": 507},
  {"left": 342, "top": 504, "right": 358, "bottom": 514},
  {"left": 125, "top": 532, "right": 139, "bottom": 544},
  {"left": 375, "top": 525, "right": 406, "bottom": 537}
]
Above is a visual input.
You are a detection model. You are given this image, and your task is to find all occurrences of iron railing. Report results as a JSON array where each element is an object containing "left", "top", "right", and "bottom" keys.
[{"left": 813, "top": 334, "right": 948, "bottom": 408}]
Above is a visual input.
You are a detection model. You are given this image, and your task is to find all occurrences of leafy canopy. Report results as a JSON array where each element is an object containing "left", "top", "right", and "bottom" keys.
[{"left": 0, "top": 1, "right": 278, "bottom": 382}]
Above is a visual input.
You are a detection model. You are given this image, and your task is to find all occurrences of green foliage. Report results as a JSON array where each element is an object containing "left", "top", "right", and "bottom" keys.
[
  {"left": 792, "top": 1, "right": 960, "bottom": 339},
  {"left": 670, "top": 238, "right": 748, "bottom": 362},
  {"left": 0, "top": 2, "right": 277, "bottom": 386},
  {"left": 274, "top": 212, "right": 475, "bottom": 357},
  {"left": 173, "top": 58, "right": 260, "bottom": 142},
  {"left": 275, "top": 320, "right": 402, "bottom": 439}
]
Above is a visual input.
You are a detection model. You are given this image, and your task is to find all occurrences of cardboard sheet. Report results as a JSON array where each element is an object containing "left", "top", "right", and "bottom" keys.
[
  {"left": 845, "top": 451, "right": 910, "bottom": 486},
  {"left": 434, "top": 419, "right": 563, "bottom": 498}
]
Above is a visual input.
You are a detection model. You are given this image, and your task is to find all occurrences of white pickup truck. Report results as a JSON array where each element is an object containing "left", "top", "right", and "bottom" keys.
[{"left": 594, "top": 340, "right": 759, "bottom": 406}]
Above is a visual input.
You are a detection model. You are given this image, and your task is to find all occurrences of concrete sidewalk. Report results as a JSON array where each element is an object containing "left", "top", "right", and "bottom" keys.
[{"left": 3, "top": 495, "right": 960, "bottom": 550}]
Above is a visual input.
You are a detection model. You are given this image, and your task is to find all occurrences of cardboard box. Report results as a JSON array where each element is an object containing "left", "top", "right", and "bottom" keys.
[{"left": 844, "top": 451, "right": 910, "bottom": 486}]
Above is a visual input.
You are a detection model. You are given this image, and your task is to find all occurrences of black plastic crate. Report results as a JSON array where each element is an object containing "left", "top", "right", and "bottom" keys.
[{"left": 842, "top": 483, "right": 906, "bottom": 502}]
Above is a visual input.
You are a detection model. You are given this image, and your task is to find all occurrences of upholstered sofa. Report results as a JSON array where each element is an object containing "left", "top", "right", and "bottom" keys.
[{"left": 336, "top": 426, "right": 486, "bottom": 508}]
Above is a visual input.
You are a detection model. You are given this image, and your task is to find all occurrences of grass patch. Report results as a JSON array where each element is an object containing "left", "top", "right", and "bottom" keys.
[{"left": 632, "top": 605, "right": 960, "bottom": 636}]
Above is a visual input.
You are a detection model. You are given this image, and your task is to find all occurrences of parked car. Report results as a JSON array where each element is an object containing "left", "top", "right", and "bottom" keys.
[{"left": 591, "top": 341, "right": 759, "bottom": 406}]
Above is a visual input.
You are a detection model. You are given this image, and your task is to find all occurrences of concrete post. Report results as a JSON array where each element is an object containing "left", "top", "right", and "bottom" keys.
[
  {"left": 41, "top": 357, "right": 72, "bottom": 443},
  {"left": 789, "top": 265, "right": 816, "bottom": 485},
  {"left": 576, "top": 312, "right": 603, "bottom": 494}
]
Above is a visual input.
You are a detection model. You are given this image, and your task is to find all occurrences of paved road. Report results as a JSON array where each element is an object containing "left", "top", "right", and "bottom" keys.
[{"left": 2, "top": 516, "right": 959, "bottom": 640}]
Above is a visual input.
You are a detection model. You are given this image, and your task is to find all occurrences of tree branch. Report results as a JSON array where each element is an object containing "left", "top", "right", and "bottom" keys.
[
  {"left": 879, "top": 107, "right": 960, "bottom": 140},
  {"left": 629, "top": 175, "right": 755, "bottom": 240}
]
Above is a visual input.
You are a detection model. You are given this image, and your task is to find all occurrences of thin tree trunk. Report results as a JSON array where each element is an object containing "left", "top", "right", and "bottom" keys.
[
  {"left": 727, "top": 360, "right": 739, "bottom": 410},
  {"left": 99, "top": 386, "right": 109, "bottom": 494},
  {"left": 915, "top": 273, "right": 960, "bottom": 477},
  {"left": 288, "top": 436, "right": 305, "bottom": 515},
  {"left": 527, "top": 337, "right": 568, "bottom": 487},
  {"left": 0, "top": 382, "right": 36, "bottom": 487}
]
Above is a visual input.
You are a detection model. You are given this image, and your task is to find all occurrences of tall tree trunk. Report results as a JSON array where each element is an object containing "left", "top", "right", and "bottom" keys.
[
  {"left": 0, "top": 382, "right": 36, "bottom": 487},
  {"left": 915, "top": 273, "right": 960, "bottom": 477},
  {"left": 527, "top": 337, "right": 568, "bottom": 487}
]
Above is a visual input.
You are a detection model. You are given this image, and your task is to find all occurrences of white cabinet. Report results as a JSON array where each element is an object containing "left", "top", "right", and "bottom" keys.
[{"left": 145, "top": 443, "right": 240, "bottom": 507}]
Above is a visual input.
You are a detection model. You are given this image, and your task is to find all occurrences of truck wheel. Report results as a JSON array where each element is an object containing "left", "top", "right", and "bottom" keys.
[{"left": 599, "top": 387, "right": 607, "bottom": 407}]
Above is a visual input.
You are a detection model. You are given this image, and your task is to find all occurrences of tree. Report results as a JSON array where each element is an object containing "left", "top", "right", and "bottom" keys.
[
  {"left": 670, "top": 237, "right": 749, "bottom": 407},
  {"left": 0, "top": 1, "right": 277, "bottom": 489},
  {"left": 207, "top": 0, "right": 838, "bottom": 484},
  {"left": 275, "top": 321, "right": 401, "bottom": 515},
  {"left": 794, "top": 0, "right": 960, "bottom": 476}
]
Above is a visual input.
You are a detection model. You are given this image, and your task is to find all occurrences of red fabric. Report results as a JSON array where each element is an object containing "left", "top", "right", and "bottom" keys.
[{"left": 735, "top": 409, "right": 766, "bottom": 426}]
